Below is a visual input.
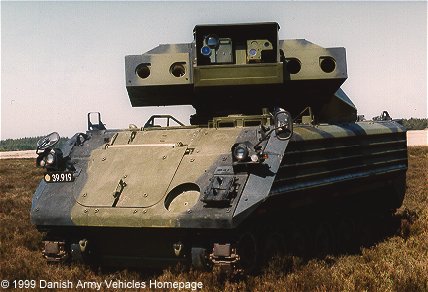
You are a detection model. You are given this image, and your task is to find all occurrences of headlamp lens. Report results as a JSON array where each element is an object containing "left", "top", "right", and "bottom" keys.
[
  {"left": 46, "top": 150, "right": 55, "bottom": 165},
  {"left": 233, "top": 144, "right": 248, "bottom": 161}
]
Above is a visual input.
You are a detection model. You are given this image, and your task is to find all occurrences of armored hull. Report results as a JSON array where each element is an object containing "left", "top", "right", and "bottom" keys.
[
  {"left": 31, "top": 22, "right": 407, "bottom": 271},
  {"left": 31, "top": 119, "right": 407, "bottom": 269}
]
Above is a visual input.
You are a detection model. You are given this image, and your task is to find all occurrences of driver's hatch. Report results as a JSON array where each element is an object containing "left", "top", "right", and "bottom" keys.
[{"left": 76, "top": 128, "right": 197, "bottom": 208}]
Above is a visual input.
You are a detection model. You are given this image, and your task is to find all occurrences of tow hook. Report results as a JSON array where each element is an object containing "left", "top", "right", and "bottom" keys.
[
  {"left": 42, "top": 241, "right": 68, "bottom": 262},
  {"left": 70, "top": 239, "right": 88, "bottom": 262},
  {"left": 173, "top": 242, "right": 183, "bottom": 256},
  {"left": 209, "top": 243, "right": 240, "bottom": 273}
]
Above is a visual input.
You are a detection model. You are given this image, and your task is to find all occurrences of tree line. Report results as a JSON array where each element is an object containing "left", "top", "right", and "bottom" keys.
[
  {"left": 400, "top": 118, "right": 428, "bottom": 131},
  {"left": 0, "top": 118, "right": 426, "bottom": 151},
  {"left": 0, "top": 136, "right": 69, "bottom": 151}
]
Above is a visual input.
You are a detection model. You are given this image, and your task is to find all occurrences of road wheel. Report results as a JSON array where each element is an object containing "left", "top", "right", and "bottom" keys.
[
  {"left": 335, "top": 218, "right": 357, "bottom": 253},
  {"left": 314, "top": 222, "right": 335, "bottom": 257},
  {"left": 237, "top": 232, "right": 258, "bottom": 274},
  {"left": 288, "top": 226, "right": 309, "bottom": 257},
  {"left": 262, "top": 232, "right": 285, "bottom": 265}
]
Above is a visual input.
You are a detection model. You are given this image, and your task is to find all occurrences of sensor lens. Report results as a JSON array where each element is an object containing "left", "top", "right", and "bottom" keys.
[
  {"left": 201, "top": 46, "right": 211, "bottom": 56},
  {"left": 207, "top": 36, "right": 219, "bottom": 48}
]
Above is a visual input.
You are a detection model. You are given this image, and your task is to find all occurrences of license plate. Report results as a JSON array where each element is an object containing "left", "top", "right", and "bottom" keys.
[{"left": 44, "top": 172, "right": 74, "bottom": 183}]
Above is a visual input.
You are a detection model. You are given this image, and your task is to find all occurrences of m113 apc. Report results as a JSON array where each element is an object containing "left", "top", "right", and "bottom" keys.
[{"left": 31, "top": 22, "right": 407, "bottom": 272}]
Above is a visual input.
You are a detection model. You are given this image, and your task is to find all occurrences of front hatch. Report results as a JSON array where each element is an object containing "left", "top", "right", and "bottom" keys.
[{"left": 77, "top": 143, "right": 187, "bottom": 208}]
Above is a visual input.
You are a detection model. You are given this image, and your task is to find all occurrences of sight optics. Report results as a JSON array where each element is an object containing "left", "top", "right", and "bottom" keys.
[
  {"left": 201, "top": 46, "right": 211, "bottom": 56},
  {"left": 206, "top": 36, "right": 219, "bottom": 48},
  {"left": 233, "top": 144, "right": 249, "bottom": 161}
]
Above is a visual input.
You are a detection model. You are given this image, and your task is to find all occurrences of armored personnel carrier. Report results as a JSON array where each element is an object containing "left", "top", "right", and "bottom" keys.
[{"left": 31, "top": 22, "right": 407, "bottom": 272}]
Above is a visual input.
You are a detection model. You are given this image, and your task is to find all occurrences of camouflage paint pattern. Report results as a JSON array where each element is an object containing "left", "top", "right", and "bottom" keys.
[
  {"left": 31, "top": 119, "right": 407, "bottom": 229},
  {"left": 30, "top": 22, "right": 408, "bottom": 268}
]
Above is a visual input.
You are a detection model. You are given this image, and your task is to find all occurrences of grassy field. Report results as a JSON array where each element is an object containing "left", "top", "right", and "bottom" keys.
[{"left": 0, "top": 147, "right": 427, "bottom": 291}]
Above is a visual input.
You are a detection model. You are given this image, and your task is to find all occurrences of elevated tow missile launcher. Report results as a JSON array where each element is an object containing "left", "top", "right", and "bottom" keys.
[{"left": 31, "top": 23, "right": 407, "bottom": 272}]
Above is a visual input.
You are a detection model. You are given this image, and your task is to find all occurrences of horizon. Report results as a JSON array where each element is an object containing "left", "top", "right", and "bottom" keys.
[{"left": 0, "top": 117, "right": 426, "bottom": 142}]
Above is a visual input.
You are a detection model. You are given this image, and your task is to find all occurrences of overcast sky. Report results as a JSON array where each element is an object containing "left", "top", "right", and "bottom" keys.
[{"left": 1, "top": 1, "right": 427, "bottom": 139}]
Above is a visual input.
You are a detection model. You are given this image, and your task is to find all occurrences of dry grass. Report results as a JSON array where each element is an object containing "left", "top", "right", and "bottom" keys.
[{"left": 0, "top": 147, "right": 427, "bottom": 291}]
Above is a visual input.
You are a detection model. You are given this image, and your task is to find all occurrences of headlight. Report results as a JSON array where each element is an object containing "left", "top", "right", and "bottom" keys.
[
  {"left": 37, "top": 149, "right": 58, "bottom": 168},
  {"left": 39, "top": 159, "right": 46, "bottom": 167},
  {"left": 46, "top": 150, "right": 55, "bottom": 165},
  {"left": 233, "top": 144, "right": 249, "bottom": 161},
  {"left": 250, "top": 154, "right": 259, "bottom": 162}
]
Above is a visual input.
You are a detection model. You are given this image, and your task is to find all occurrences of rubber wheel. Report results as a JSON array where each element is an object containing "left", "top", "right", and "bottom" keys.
[
  {"left": 262, "top": 232, "right": 285, "bottom": 265},
  {"left": 237, "top": 232, "right": 258, "bottom": 274},
  {"left": 314, "top": 222, "right": 334, "bottom": 257}
]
